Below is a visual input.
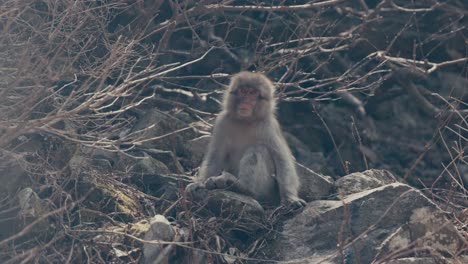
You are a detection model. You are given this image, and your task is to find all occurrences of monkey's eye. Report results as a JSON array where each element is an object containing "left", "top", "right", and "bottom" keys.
[
  {"left": 247, "top": 90, "right": 259, "bottom": 96},
  {"left": 238, "top": 88, "right": 259, "bottom": 96}
]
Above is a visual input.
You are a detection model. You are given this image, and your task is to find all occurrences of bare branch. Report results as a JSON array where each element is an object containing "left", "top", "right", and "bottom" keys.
[
  {"left": 206, "top": 0, "right": 348, "bottom": 12},
  {"left": 374, "top": 51, "right": 468, "bottom": 74}
]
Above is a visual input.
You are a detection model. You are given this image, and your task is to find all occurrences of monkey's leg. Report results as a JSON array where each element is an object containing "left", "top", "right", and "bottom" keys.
[{"left": 238, "top": 145, "right": 280, "bottom": 206}]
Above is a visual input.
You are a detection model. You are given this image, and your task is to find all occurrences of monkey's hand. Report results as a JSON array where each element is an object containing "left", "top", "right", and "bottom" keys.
[
  {"left": 283, "top": 196, "right": 307, "bottom": 210},
  {"left": 185, "top": 182, "right": 207, "bottom": 197},
  {"left": 205, "top": 172, "right": 237, "bottom": 190}
]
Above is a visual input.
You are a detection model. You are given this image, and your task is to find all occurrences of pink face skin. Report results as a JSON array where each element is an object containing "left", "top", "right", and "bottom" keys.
[{"left": 236, "top": 87, "right": 260, "bottom": 118}]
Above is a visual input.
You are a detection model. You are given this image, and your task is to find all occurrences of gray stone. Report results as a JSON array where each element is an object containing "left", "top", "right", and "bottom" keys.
[
  {"left": 285, "top": 133, "right": 328, "bottom": 172},
  {"left": 129, "top": 153, "right": 170, "bottom": 176},
  {"left": 297, "top": 163, "right": 334, "bottom": 202},
  {"left": 185, "top": 135, "right": 211, "bottom": 167},
  {"left": 375, "top": 207, "right": 464, "bottom": 263},
  {"left": 142, "top": 215, "right": 175, "bottom": 264},
  {"left": 68, "top": 145, "right": 118, "bottom": 171},
  {"left": 205, "top": 190, "right": 266, "bottom": 233},
  {"left": 18, "top": 188, "right": 47, "bottom": 218},
  {"left": 131, "top": 109, "right": 196, "bottom": 153},
  {"left": 382, "top": 257, "right": 441, "bottom": 264},
  {"left": 335, "top": 169, "right": 397, "bottom": 195},
  {"left": 267, "top": 183, "right": 465, "bottom": 264},
  {"left": 0, "top": 150, "right": 30, "bottom": 195},
  {"left": 141, "top": 215, "right": 208, "bottom": 264},
  {"left": 16, "top": 188, "right": 50, "bottom": 236}
]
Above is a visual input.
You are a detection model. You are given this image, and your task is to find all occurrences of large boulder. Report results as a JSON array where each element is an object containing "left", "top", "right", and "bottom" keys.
[
  {"left": 266, "top": 182, "right": 465, "bottom": 263},
  {"left": 375, "top": 206, "right": 465, "bottom": 263}
]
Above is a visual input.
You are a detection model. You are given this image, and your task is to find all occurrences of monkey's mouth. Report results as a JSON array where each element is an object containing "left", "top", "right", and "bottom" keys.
[
  {"left": 238, "top": 108, "right": 253, "bottom": 117},
  {"left": 238, "top": 102, "right": 255, "bottom": 117}
]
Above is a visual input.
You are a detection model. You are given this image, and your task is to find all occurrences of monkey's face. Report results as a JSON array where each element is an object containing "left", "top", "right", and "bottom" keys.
[{"left": 235, "top": 87, "right": 260, "bottom": 118}]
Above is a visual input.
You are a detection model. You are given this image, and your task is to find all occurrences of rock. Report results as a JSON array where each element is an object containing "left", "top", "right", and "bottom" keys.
[
  {"left": 141, "top": 215, "right": 208, "bottom": 264},
  {"left": 207, "top": 190, "right": 266, "bottom": 232},
  {"left": 84, "top": 146, "right": 118, "bottom": 168},
  {"left": 335, "top": 169, "right": 397, "bottom": 195},
  {"left": 285, "top": 133, "right": 328, "bottom": 172},
  {"left": 0, "top": 150, "right": 30, "bottom": 195},
  {"left": 197, "top": 190, "right": 266, "bottom": 233},
  {"left": 185, "top": 135, "right": 211, "bottom": 167},
  {"left": 296, "top": 163, "right": 334, "bottom": 202},
  {"left": 381, "top": 257, "right": 449, "bottom": 264},
  {"left": 114, "top": 153, "right": 180, "bottom": 198},
  {"left": 143, "top": 149, "right": 185, "bottom": 173},
  {"left": 383, "top": 258, "right": 437, "bottom": 264},
  {"left": 142, "top": 215, "right": 175, "bottom": 264},
  {"left": 131, "top": 109, "right": 196, "bottom": 153},
  {"left": 18, "top": 188, "right": 49, "bottom": 218},
  {"left": 375, "top": 207, "right": 464, "bottom": 263},
  {"left": 267, "top": 182, "right": 466, "bottom": 263},
  {"left": 69, "top": 145, "right": 117, "bottom": 172},
  {"left": 16, "top": 188, "right": 50, "bottom": 237},
  {"left": 127, "top": 153, "right": 170, "bottom": 176}
]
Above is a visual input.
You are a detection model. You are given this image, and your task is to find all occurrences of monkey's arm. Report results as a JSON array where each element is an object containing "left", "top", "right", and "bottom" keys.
[
  {"left": 198, "top": 116, "right": 228, "bottom": 181},
  {"left": 268, "top": 119, "right": 305, "bottom": 207}
]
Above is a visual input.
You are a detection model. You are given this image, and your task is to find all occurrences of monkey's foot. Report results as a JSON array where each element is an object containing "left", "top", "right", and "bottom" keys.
[
  {"left": 205, "top": 172, "right": 237, "bottom": 190},
  {"left": 185, "top": 182, "right": 206, "bottom": 195},
  {"left": 283, "top": 197, "right": 307, "bottom": 210}
]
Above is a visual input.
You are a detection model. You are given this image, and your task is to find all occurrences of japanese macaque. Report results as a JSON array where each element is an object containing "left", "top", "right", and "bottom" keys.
[{"left": 187, "top": 72, "right": 306, "bottom": 208}]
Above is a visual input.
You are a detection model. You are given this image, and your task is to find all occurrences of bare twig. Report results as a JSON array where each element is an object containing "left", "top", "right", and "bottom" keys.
[{"left": 206, "top": 0, "right": 348, "bottom": 12}]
